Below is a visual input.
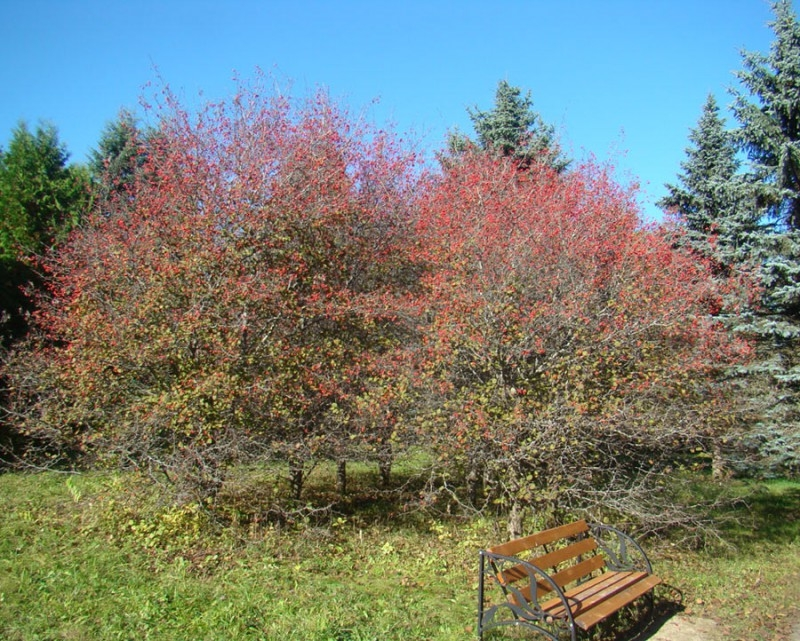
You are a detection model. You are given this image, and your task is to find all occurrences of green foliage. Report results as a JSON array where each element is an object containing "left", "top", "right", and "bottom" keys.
[
  {"left": 0, "top": 121, "right": 89, "bottom": 260},
  {"left": 449, "top": 80, "right": 570, "bottom": 171},
  {"left": 89, "top": 110, "right": 150, "bottom": 202},
  {"left": 0, "top": 121, "right": 90, "bottom": 350},
  {"left": 732, "top": 0, "right": 800, "bottom": 231},
  {"left": 658, "top": 94, "right": 757, "bottom": 266}
]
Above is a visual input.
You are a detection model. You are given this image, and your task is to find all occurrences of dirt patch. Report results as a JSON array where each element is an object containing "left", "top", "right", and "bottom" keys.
[
  {"left": 639, "top": 614, "right": 800, "bottom": 640},
  {"left": 641, "top": 614, "right": 724, "bottom": 641}
]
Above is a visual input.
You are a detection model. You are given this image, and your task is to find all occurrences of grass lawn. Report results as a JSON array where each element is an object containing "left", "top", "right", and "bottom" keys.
[
  {"left": 1, "top": 467, "right": 798, "bottom": 640},
  {"left": 655, "top": 478, "right": 800, "bottom": 639}
]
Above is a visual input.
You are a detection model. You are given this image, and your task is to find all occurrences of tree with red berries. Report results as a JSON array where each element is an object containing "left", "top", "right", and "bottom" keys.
[
  {"left": 6, "top": 83, "right": 421, "bottom": 501},
  {"left": 414, "top": 150, "right": 751, "bottom": 536}
]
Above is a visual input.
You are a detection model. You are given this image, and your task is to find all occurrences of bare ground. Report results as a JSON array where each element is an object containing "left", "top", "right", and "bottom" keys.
[
  {"left": 635, "top": 612, "right": 800, "bottom": 641},
  {"left": 640, "top": 614, "right": 723, "bottom": 641}
]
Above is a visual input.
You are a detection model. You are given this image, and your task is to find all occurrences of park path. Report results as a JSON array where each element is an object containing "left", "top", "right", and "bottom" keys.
[
  {"left": 643, "top": 613, "right": 800, "bottom": 640},
  {"left": 643, "top": 614, "right": 722, "bottom": 640}
]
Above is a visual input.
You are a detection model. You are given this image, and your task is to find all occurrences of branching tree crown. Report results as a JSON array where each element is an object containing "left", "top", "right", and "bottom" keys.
[
  {"left": 416, "top": 152, "right": 750, "bottom": 534},
  {"left": 5, "top": 84, "right": 422, "bottom": 501}
]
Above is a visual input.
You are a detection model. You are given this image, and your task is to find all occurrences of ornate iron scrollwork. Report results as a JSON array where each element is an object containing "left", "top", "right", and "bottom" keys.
[
  {"left": 588, "top": 523, "right": 653, "bottom": 574},
  {"left": 478, "top": 550, "right": 577, "bottom": 640}
]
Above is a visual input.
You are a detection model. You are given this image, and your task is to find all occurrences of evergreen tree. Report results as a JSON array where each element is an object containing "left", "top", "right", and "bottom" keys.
[
  {"left": 0, "top": 122, "right": 91, "bottom": 461},
  {"left": 658, "top": 96, "right": 761, "bottom": 477},
  {"left": 0, "top": 122, "right": 90, "bottom": 344},
  {"left": 719, "top": 1, "right": 800, "bottom": 476},
  {"left": 731, "top": 1, "right": 800, "bottom": 322},
  {"left": 89, "top": 110, "right": 148, "bottom": 202},
  {"left": 449, "top": 80, "right": 570, "bottom": 171},
  {"left": 0, "top": 122, "right": 89, "bottom": 260},
  {"left": 732, "top": 0, "right": 800, "bottom": 231},
  {"left": 659, "top": 94, "right": 752, "bottom": 263}
]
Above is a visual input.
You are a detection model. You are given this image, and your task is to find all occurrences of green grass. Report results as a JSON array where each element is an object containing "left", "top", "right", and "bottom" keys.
[
  {"left": 0, "top": 469, "right": 481, "bottom": 641},
  {"left": 1, "top": 468, "right": 799, "bottom": 640},
  {"left": 654, "top": 478, "right": 800, "bottom": 640}
]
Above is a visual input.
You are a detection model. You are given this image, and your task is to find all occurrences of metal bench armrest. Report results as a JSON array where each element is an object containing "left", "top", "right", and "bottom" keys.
[
  {"left": 478, "top": 550, "right": 577, "bottom": 641},
  {"left": 589, "top": 522, "right": 654, "bottom": 574}
]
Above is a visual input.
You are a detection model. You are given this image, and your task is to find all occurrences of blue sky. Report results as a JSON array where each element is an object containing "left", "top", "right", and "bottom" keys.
[{"left": 0, "top": 0, "right": 791, "bottom": 220}]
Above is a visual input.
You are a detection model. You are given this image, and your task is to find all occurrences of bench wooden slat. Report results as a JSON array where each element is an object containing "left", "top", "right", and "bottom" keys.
[
  {"left": 539, "top": 571, "right": 661, "bottom": 629},
  {"left": 572, "top": 574, "right": 662, "bottom": 630},
  {"left": 541, "top": 571, "right": 644, "bottom": 618},
  {"left": 542, "top": 555, "right": 606, "bottom": 597},
  {"left": 488, "top": 519, "right": 590, "bottom": 557},
  {"left": 512, "top": 555, "right": 607, "bottom": 604},
  {"left": 529, "top": 537, "right": 598, "bottom": 572},
  {"left": 500, "top": 537, "right": 598, "bottom": 585}
]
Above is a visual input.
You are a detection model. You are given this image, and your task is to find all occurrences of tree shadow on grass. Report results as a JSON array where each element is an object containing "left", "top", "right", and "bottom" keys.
[{"left": 716, "top": 482, "right": 800, "bottom": 547}]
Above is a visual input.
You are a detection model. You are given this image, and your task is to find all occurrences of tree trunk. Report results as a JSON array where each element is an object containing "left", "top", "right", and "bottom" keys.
[
  {"left": 467, "top": 462, "right": 483, "bottom": 507},
  {"left": 337, "top": 459, "right": 347, "bottom": 498},
  {"left": 507, "top": 500, "right": 524, "bottom": 539},
  {"left": 289, "top": 461, "right": 304, "bottom": 500},
  {"left": 378, "top": 447, "right": 393, "bottom": 488}
]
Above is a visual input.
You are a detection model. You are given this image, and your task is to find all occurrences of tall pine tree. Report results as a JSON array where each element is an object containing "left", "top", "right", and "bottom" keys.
[
  {"left": 449, "top": 80, "right": 570, "bottom": 172},
  {"left": 724, "top": 0, "right": 800, "bottom": 475},
  {"left": 658, "top": 94, "right": 756, "bottom": 266},
  {"left": 732, "top": 0, "right": 800, "bottom": 231}
]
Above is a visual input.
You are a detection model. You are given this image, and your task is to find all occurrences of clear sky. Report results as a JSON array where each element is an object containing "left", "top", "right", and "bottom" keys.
[{"left": 0, "top": 0, "right": 791, "bottom": 220}]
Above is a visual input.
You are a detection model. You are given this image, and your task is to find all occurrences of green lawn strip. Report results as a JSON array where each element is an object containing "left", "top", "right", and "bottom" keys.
[{"left": 2, "top": 471, "right": 798, "bottom": 640}]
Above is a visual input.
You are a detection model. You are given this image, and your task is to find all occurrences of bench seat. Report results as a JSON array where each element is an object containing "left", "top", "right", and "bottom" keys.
[{"left": 542, "top": 570, "right": 661, "bottom": 630}]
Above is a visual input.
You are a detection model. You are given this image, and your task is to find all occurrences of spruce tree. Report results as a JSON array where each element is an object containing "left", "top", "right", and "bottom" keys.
[
  {"left": 658, "top": 94, "right": 756, "bottom": 266},
  {"left": 0, "top": 122, "right": 89, "bottom": 260},
  {"left": 449, "top": 80, "right": 570, "bottom": 172},
  {"left": 89, "top": 110, "right": 148, "bottom": 202},
  {"left": 0, "top": 122, "right": 90, "bottom": 346},
  {"left": 724, "top": 0, "right": 800, "bottom": 475},
  {"left": 732, "top": 0, "right": 800, "bottom": 231}
]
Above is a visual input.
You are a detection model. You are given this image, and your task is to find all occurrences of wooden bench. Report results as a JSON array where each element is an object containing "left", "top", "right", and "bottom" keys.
[{"left": 477, "top": 519, "right": 661, "bottom": 640}]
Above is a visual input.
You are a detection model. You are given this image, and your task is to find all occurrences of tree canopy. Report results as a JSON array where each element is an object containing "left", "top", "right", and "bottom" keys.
[
  {"left": 449, "top": 80, "right": 570, "bottom": 172},
  {"left": 732, "top": 0, "right": 800, "bottom": 231},
  {"left": 0, "top": 121, "right": 89, "bottom": 261},
  {"left": 5, "top": 86, "right": 422, "bottom": 500},
  {"left": 7, "top": 16, "right": 798, "bottom": 528}
]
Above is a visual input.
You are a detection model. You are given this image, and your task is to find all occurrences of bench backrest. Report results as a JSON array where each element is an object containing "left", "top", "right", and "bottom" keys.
[{"left": 486, "top": 519, "right": 607, "bottom": 601}]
